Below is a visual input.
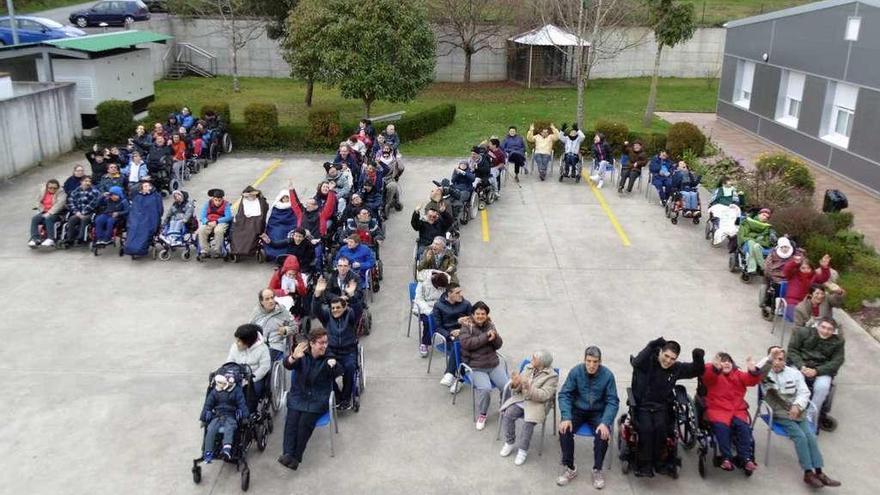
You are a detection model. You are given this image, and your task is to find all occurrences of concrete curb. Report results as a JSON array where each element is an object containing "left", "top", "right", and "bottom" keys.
[{"left": 833, "top": 307, "right": 880, "bottom": 343}]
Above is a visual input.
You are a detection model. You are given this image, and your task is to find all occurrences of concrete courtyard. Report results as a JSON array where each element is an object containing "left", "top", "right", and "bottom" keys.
[{"left": 0, "top": 152, "right": 877, "bottom": 495}]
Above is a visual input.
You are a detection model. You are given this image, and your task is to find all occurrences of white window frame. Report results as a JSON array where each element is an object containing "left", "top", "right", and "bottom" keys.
[
  {"left": 846, "top": 17, "right": 861, "bottom": 41},
  {"left": 733, "top": 60, "right": 755, "bottom": 109},
  {"left": 775, "top": 70, "right": 805, "bottom": 128},
  {"left": 821, "top": 82, "right": 858, "bottom": 149}
]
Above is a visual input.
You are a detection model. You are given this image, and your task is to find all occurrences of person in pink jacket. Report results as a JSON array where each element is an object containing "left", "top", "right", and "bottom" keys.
[{"left": 702, "top": 351, "right": 765, "bottom": 474}]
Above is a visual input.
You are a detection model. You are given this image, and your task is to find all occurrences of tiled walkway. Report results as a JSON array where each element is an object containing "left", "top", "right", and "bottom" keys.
[{"left": 659, "top": 112, "right": 880, "bottom": 248}]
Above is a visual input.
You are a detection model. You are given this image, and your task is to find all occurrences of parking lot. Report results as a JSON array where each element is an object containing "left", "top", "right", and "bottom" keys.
[{"left": 0, "top": 152, "right": 877, "bottom": 494}]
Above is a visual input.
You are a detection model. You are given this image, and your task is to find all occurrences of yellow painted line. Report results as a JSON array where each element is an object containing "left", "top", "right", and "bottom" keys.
[
  {"left": 480, "top": 209, "right": 490, "bottom": 242},
  {"left": 582, "top": 170, "right": 631, "bottom": 247},
  {"left": 233, "top": 159, "right": 281, "bottom": 211}
]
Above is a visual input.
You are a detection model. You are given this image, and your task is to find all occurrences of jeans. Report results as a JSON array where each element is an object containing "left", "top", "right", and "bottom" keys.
[
  {"left": 197, "top": 222, "right": 228, "bottom": 255},
  {"left": 282, "top": 409, "right": 322, "bottom": 461},
  {"left": 330, "top": 350, "right": 357, "bottom": 403},
  {"left": 166, "top": 219, "right": 186, "bottom": 241},
  {"left": 680, "top": 190, "right": 699, "bottom": 210},
  {"left": 562, "top": 152, "right": 580, "bottom": 176},
  {"left": 490, "top": 168, "right": 502, "bottom": 192},
  {"left": 470, "top": 361, "right": 508, "bottom": 415},
  {"left": 711, "top": 417, "right": 754, "bottom": 461},
  {"left": 205, "top": 415, "right": 237, "bottom": 450},
  {"left": 635, "top": 406, "right": 671, "bottom": 469},
  {"left": 559, "top": 409, "right": 610, "bottom": 470},
  {"left": 591, "top": 160, "right": 610, "bottom": 181},
  {"left": 94, "top": 213, "right": 117, "bottom": 242},
  {"left": 64, "top": 214, "right": 91, "bottom": 243},
  {"left": 652, "top": 176, "right": 672, "bottom": 201},
  {"left": 501, "top": 405, "right": 537, "bottom": 452},
  {"left": 807, "top": 375, "right": 833, "bottom": 418},
  {"left": 618, "top": 168, "right": 640, "bottom": 192},
  {"left": 508, "top": 152, "right": 526, "bottom": 175},
  {"left": 30, "top": 213, "right": 58, "bottom": 241},
  {"left": 173, "top": 160, "right": 186, "bottom": 181},
  {"left": 534, "top": 153, "right": 551, "bottom": 177},
  {"left": 384, "top": 180, "right": 400, "bottom": 208},
  {"left": 776, "top": 418, "right": 823, "bottom": 471}
]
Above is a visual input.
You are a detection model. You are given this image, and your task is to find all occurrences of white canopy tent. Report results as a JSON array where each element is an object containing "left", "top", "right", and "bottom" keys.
[{"left": 508, "top": 24, "right": 590, "bottom": 88}]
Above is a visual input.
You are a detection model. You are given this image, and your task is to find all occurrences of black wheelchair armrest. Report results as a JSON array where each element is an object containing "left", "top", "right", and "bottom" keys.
[{"left": 626, "top": 387, "right": 637, "bottom": 408}]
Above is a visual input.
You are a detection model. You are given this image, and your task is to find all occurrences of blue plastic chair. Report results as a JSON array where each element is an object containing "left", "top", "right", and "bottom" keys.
[
  {"left": 754, "top": 383, "right": 817, "bottom": 467},
  {"left": 494, "top": 358, "right": 560, "bottom": 455},
  {"left": 406, "top": 281, "right": 418, "bottom": 338},
  {"left": 452, "top": 344, "right": 508, "bottom": 422},
  {"left": 425, "top": 315, "right": 449, "bottom": 374},
  {"left": 771, "top": 281, "right": 792, "bottom": 345},
  {"left": 289, "top": 370, "right": 339, "bottom": 457}
]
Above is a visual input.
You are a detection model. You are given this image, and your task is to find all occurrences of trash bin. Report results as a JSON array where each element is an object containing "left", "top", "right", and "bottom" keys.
[{"left": 822, "top": 189, "right": 848, "bottom": 212}]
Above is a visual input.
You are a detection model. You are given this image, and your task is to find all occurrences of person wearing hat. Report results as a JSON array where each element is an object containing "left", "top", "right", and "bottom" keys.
[
  {"left": 92, "top": 186, "right": 129, "bottom": 245},
  {"left": 198, "top": 189, "right": 233, "bottom": 257},
  {"left": 334, "top": 234, "right": 376, "bottom": 281},
  {"left": 737, "top": 208, "right": 775, "bottom": 276},
  {"left": 200, "top": 372, "right": 248, "bottom": 463},
  {"left": 556, "top": 346, "right": 619, "bottom": 489},
  {"left": 761, "top": 236, "right": 799, "bottom": 319},
  {"left": 526, "top": 122, "right": 559, "bottom": 181}
]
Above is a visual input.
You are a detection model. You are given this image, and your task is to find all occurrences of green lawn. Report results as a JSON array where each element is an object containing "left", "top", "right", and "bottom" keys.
[
  {"left": 155, "top": 76, "right": 719, "bottom": 157},
  {"left": 683, "top": 0, "right": 813, "bottom": 26},
  {"left": 1, "top": 0, "right": 91, "bottom": 15}
]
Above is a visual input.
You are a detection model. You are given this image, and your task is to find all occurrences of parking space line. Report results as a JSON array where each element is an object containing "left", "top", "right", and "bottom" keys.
[
  {"left": 480, "top": 209, "right": 490, "bottom": 242},
  {"left": 582, "top": 170, "right": 631, "bottom": 247},
  {"left": 233, "top": 159, "right": 281, "bottom": 210}
]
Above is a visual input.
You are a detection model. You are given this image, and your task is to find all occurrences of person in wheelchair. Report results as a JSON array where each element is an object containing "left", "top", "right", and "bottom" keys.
[
  {"left": 556, "top": 346, "right": 619, "bottom": 489},
  {"left": 416, "top": 236, "right": 458, "bottom": 284},
  {"left": 761, "top": 346, "right": 841, "bottom": 488},
  {"left": 558, "top": 123, "right": 586, "bottom": 180},
  {"left": 630, "top": 337, "right": 705, "bottom": 477},
  {"left": 414, "top": 271, "right": 450, "bottom": 357},
  {"left": 321, "top": 257, "right": 362, "bottom": 303},
  {"left": 793, "top": 285, "right": 840, "bottom": 327},
  {"left": 200, "top": 373, "right": 248, "bottom": 463},
  {"left": 736, "top": 208, "right": 775, "bottom": 277},
  {"left": 226, "top": 324, "right": 271, "bottom": 399},
  {"left": 343, "top": 208, "right": 384, "bottom": 249},
  {"left": 411, "top": 204, "right": 454, "bottom": 259},
  {"left": 261, "top": 228, "right": 317, "bottom": 275},
  {"left": 451, "top": 160, "right": 476, "bottom": 222},
  {"left": 278, "top": 327, "right": 343, "bottom": 471},
  {"left": 311, "top": 277, "right": 362, "bottom": 411},
  {"left": 471, "top": 146, "right": 494, "bottom": 199},
  {"left": 334, "top": 234, "right": 376, "bottom": 283},
  {"left": 761, "top": 237, "right": 798, "bottom": 319},
  {"left": 251, "top": 288, "right": 295, "bottom": 362},
  {"left": 709, "top": 176, "right": 744, "bottom": 207},
  {"left": 501, "top": 126, "right": 527, "bottom": 181},
  {"left": 92, "top": 186, "right": 129, "bottom": 245},
  {"left": 197, "top": 189, "right": 233, "bottom": 258},
  {"left": 701, "top": 352, "right": 763, "bottom": 474},
  {"left": 432, "top": 283, "right": 473, "bottom": 388},
  {"left": 62, "top": 176, "right": 100, "bottom": 246},
  {"left": 669, "top": 161, "right": 701, "bottom": 216},
  {"left": 786, "top": 317, "right": 844, "bottom": 431},
  {"left": 29, "top": 178, "right": 66, "bottom": 247}
]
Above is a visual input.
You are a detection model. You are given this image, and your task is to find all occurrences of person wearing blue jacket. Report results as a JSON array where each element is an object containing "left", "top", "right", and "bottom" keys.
[
  {"left": 334, "top": 234, "right": 376, "bottom": 280},
  {"left": 178, "top": 107, "right": 196, "bottom": 131},
  {"left": 92, "top": 186, "right": 129, "bottom": 244},
  {"left": 649, "top": 150, "right": 675, "bottom": 205},
  {"left": 501, "top": 126, "right": 527, "bottom": 181},
  {"left": 670, "top": 161, "right": 701, "bottom": 212},
  {"left": 200, "top": 373, "right": 248, "bottom": 463},
  {"left": 556, "top": 346, "right": 620, "bottom": 490},
  {"left": 311, "top": 277, "right": 362, "bottom": 411},
  {"left": 197, "top": 188, "right": 233, "bottom": 257}
]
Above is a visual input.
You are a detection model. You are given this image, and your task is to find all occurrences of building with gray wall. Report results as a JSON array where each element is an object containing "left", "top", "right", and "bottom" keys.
[{"left": 718, "top": 0, "right": 880, "bottom": 194}]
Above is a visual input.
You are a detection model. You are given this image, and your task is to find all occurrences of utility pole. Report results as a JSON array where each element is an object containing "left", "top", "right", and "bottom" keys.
[{"left": 5, "top": 0, "right": 19, "bottom": 45}]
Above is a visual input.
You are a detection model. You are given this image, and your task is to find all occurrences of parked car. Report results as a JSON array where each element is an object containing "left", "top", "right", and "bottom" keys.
[
  {"left": 0, "top": 16, "right": 86, "bottom": 45},
  {"left": 68, "top": 1, "right": 151, "bottom": 28},
  {"left": 142, "top": 0, "right": 168, "bottom": 13}
]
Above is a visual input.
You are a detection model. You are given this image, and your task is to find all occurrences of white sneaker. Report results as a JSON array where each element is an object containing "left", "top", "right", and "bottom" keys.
[
  {"left": 514, "top": 449, "right": 528, "bottom": 465},
  {"left": 449, "top": 381, "right": 461, "bottom": 394},
  {"left": 597, "top": 180, "right": 604, "bottom": 189},
  {"left": 440, "top": 373, "right": 455, "bottom": 386},
  {"left": 41, "top": 239, "right": 55, "bottom": 247},
  {"left": 500, "top": 443, "right": 515, "bottom": 457},
  {"left": 475, "top": 414, "right": 487, "bottom": 430},
  {"left": 556, "top": 466, "right": 578, "bottom": 486},
  {"left": 28, "top": 239, "right": 37, "bottom": 247},
  {"left": 592, "top": 469, "right": 605, "bottom": 489},
  {"left": 589, "top": 174, "right": 599, "bottom": 183}
]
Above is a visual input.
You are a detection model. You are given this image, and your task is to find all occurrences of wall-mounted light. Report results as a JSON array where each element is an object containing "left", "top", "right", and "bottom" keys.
[{"left": 762, "top": 53, "right": 769, "bottom": 62}]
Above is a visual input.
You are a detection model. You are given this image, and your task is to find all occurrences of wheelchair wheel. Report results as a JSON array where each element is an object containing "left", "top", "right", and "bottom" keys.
[
  {"left": 270, "top": 361, "right": 285, "bottom": 412},
  {"left": 704, "top": 220, "right": 712, "bottom": 240},
  {"left": 256, "top": 250, "right": 265, "bottom": 263},
  {"left": 255, "top": 426, "right": 267, "bottom": 452},
  {"left": 158, "top": 249, "right": 172, "bottom": 261},
  {"left": 209, "top": 142, "right": 218, "bottom": 163},
  {"left": 223, "top": 133, "right": 233, "bottom": 154},
  {"left": 621, "top": 460, "right": 630, "bottom": 475},
  {"left": 240, "top": 467, "right": 250, "bottom": 491},
  {"left": 820, "top": 414, "right": 838, "bottom": 432},
  {"left": 670, "top": 464, "right": 680, "bottom": 479},
  {"left": 358, "top": 348, "right": 366, "bottom": 392},
  {"left": 671, "top": 217, "right": 678, "bottom": 225},
  {"left": 698, "top": 452, "right": 707, "bottom": 478},
  {"left": 192, "top": 465, "right": 202, "bottom": 484},
  {"left": 693, "top": 217, "right": 700, "bottom": 225},
  {"left": 741, "top": 271, "right": 751, "bottom": 283},
  {"left": 181, "top": 249, "right": 192, "bottom": 261},
  {"left": 728, "top": 253, "right": 738, "bottom": 273}
]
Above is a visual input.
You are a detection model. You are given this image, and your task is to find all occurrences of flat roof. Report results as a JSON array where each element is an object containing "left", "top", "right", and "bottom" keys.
[
  {"left": 726, "top": 0, "right": 880, "bottom": 28},
  {"left": 44, "top": 30, "right": 171, "bottom": 53}
]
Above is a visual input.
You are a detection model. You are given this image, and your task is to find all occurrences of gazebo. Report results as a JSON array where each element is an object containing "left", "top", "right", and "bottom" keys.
[{"left": 507, "top": 24, "right": 590, "bottom": 88}]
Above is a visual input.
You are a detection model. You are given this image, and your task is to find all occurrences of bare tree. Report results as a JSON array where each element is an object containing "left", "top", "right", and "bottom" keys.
[
  {"left": 429, "top": 0, "right": 521, "bottom": 84},
  {"left": 169, "top": 0, "right": 268, "bottom": 93},
  {"left": 540, "top": 0, "right": 649, "bottom": 128}
]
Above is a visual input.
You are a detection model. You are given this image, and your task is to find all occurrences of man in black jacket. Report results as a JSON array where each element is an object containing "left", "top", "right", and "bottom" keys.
[
  {"left": 630, "top": 337, "right": 704, "bottom": 477},
  {"left": 311, "top": 276, "right": 361, "bottom": 411},
  {"left": 411, "top": 204, "right": 454, "bottom": 258}
]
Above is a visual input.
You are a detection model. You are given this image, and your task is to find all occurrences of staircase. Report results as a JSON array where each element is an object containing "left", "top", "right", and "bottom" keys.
[{"left": 164, "top": 43, "right": 217, "bottom": 80}]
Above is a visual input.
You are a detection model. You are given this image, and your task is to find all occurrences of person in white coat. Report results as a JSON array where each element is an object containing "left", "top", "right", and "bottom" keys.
[
  {"left": 414, "top": 270, "right": 451, "bottom": 357},
  {"left": 227, "top": 324, "right": 271, "bottom": 399},
  {"left": 558, "top": 124, "right": 586, "bottom": 179}
]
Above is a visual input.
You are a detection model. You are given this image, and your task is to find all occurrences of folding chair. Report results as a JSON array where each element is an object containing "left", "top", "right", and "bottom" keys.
[
  {"left": 289, "top": 371, "right": 339, "bottom": 457},
  {"left": 753, "top": 383, "right": 817, "bottom": 466},
  {"left": 495, "top": 358, "right": 560, "bottom": 456},
  {"left": 770, "top": 282, "right": 791, "bottom": 345}
]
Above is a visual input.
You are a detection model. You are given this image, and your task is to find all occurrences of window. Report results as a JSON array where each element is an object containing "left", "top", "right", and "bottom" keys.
[
  {"left": 846, "top": 17, "right": 861, "bottom": 41},
  {"left": 733, "top": 60, "right": 755, "bottom": 109},
  {"left": 776, "top": 70, "right": 805, "bottom": 128},
  {"left": 821, "top": 82, "right": 858, "bottom": 149}
]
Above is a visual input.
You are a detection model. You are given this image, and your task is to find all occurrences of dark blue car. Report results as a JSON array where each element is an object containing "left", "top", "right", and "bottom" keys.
[
  {"left": 69, "top": 1, "right": 151, "bottom": 28},
  {"left": 0, "top": 16, "right": 86, "bottom": 46}
]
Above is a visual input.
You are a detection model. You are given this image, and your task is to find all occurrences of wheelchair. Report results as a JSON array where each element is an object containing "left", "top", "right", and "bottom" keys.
[
  {"left": 474, "top": 177, "right": 497, "bottom": 211},
  {"left": 146, "top": 157, "right": 176, "bottom": 197},
  {"left": 558, "top": 153, "right": 583, "bottom": 183},
  {"left": 195, "top": 221, "right": 233, "bottom": 262},
  {"left": 728, "top": 235, "right": 776, "bottom": 283},
  {"left": 191, "top": 362, "right": 272, "bottom": 492},
  {"left": 693, "top": 381, "right": 756, "bottom": 478},
  {"left": 665, "top": 189, "right": 702, "bottom": 225},
  {"left": 155, "top": 215, "right": 199, "bottom": 262},
  {"left": 205, "top": 125, "right": 233, "bottom": 163},
  {"left": 805, "top": 376, "right": 838, "bottom": 433},
  {"left": 617, "top": 384, "right": 697, "bottom": 479},
  {"left": 89, "top": 217, "right": 127, "bottom": 256}
]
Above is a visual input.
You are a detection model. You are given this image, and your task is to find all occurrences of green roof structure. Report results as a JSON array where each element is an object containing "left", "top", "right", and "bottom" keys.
[{"left": 44, "top": 30, "right": 171, "bottom": 53}]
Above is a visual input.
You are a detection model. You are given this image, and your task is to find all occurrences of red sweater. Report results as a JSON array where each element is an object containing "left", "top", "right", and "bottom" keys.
[{"left": 783, "top": 260, "right": 830, "bottom": 305}]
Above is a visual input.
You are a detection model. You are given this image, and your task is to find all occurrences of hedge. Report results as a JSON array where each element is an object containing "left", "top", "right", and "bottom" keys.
[
  {"left": 394, "top": 103, "right": 456, "bottom": 142},
  {"left": 595, "top": 120, "right": 628, "bottom": 154},
  {"left": 770, "top": 206, "right": 834, "bottom": 245},
  {"left": 200, "top": 101, "right": 232, "bottom": 125},
  {"left": 95, "top": 99, "right": 133, "bottom": 145},
  {"left": 666, "top": 121, "right": 706, "bottom": 159},
  {"left": 147, "top": 101, "right": 181, "bottom": 124},
  {"left": 307, "top": 107, "right": 343, "bottom": 148},
  {"left": 243, "top": 103, "right": 279, "bottom": 148}
]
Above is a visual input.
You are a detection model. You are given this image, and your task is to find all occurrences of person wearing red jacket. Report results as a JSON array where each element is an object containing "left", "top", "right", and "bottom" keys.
[
  {"left": 702, "top": 352, "right": 763, "bottom": 474},
  {"left": 288, "top": 179, "right": 337, "bottom": 240},
  {"left": 782, "top": 253, "right": 831, "bottom": 306}
]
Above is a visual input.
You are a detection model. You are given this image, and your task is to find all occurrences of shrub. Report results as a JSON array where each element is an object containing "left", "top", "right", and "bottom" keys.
[
  {"left": 243, "top": 103, "right": 279, "bottom": 148},
  {"left": 666, "top": 121, "right": 707, "bottom": 159},
  {"left": 738, "top": 158, "right": 814, "bottom": 211},
  {"left": 147, "top": 101, "right": 181, "bottom": 124},
  {"left": 770, "top": 206, "right": 834, "bottom": 244},
  {"left": 838, "top": 270, "right": 880, "bottom": 312},
  {"left": 824, "top": 211, "right": 854, "bottom": 234},
  {"left": 754, "top": 153, "right": 815, "bottom": 194},
  {"left": 853, "top": 252, "right": 880, "bottom": 276},
  {"left": 803, "top": 233, "right": 855, "bottom": 272},
  {"left": 595, "top": 120, "right": 629, "bottom": 153},
  {"left": 95, "top": 99, "right": 133, "bottom": 145},
  {"left": 395, "top": 103, "right": 456, "bottom": 142},
  {"left": 306, "top": 107, "right": 342, "bottom": 148},
  {"left": 200, "top": 101, "right": 232, "bottom": 125}
]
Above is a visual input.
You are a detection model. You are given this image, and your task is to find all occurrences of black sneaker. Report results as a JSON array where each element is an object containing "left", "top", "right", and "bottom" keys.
[
  {"left": 337, "top": 400, "right": 353, "bottom": 411},
  {"left": 394, "top": 202, "right": 403, "bottom": 212},
  {"left": 277, "top": 454, "right": 298, "bottom": 470},
  {"left": 634, "top": 467, "right": 654, "bottom": 478}
]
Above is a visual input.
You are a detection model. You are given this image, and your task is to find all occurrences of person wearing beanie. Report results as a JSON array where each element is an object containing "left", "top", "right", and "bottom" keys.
[
  {"left": 197, "top": 188, "right": 233, "bottom": 258},
  {"left": 200, "top": 373, "right": 248, "bottom": 463},
  {"left": 761, "top": 236, "right": 801, "bottom": 319},
  {"left": 92, "top": 185, "right": 129, "bottom": 245}
]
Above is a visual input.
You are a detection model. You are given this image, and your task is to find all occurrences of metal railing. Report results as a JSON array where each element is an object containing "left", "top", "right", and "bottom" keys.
[{"left": 164, "top": 42, "right": 217, "bottom": 78}]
